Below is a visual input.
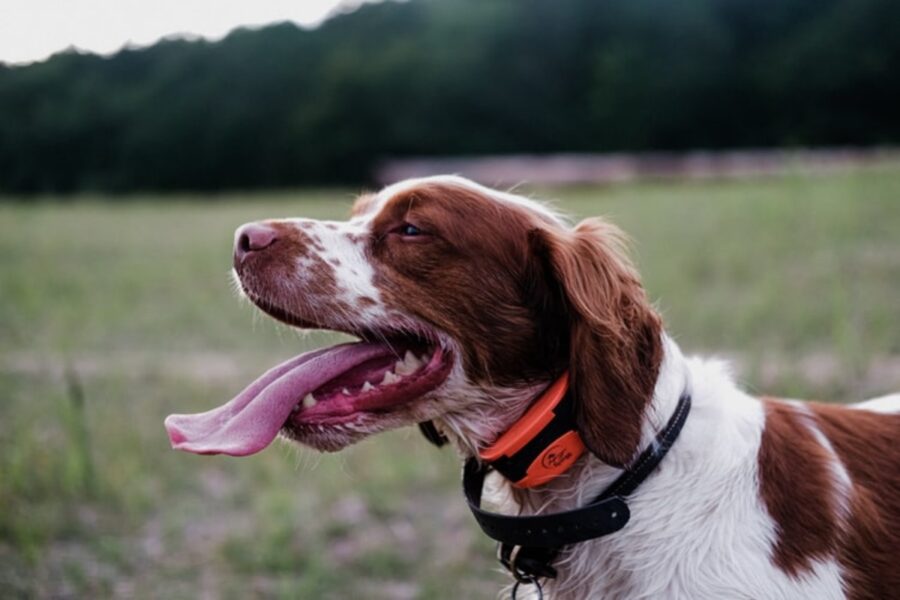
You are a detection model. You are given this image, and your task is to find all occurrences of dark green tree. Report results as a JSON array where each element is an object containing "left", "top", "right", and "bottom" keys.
[{"left": 0, "top": 0, "right": 896, "bottom": 194}]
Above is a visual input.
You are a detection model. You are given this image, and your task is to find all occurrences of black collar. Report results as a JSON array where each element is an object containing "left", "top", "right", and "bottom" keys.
[{"left": 428, "top": 390, "right": 692, "bottom": 589}]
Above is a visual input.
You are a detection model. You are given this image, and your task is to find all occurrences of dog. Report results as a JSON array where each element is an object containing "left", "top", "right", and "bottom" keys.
[{"left": 166, "top": 175, "right": 900, "bottom": 599}]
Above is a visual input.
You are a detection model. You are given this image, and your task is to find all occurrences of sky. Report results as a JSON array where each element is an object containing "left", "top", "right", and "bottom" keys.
[{"left": 0, "top": 0, "right": 378, "bottom": 65}]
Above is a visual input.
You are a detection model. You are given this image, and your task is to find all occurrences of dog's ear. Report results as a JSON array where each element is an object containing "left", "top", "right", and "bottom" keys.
[{"left": 531, "top": 218, "right": 663, "bottom": 467}]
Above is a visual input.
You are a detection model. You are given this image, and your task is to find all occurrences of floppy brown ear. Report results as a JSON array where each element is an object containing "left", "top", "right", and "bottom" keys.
[{"left": 533, "top": 218, "right": 663, "bottom": 467}]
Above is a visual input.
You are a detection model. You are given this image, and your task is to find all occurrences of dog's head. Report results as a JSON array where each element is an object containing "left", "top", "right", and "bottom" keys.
[{"left": 166, "top": 176, "right": 662, "bottom": 466}]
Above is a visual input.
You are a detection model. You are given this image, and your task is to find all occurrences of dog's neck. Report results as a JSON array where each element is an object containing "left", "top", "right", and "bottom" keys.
[
  {"left": 435, "top": 335, "right": 690, "bottom": 596},
  {"left": 438, "top": 334, "right": 688, "bottom": 507},
  {"left": 510, "top": 335, "right": 688, "bottom": 512}
]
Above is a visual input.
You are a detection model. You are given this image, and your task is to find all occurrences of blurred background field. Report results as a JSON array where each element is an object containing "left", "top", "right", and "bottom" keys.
[
  {"left": 2, "top": 0, "right": 900, "bottom": 597},
  {"left": 2, "top": 167, "right": 900, "bottom": 598}
]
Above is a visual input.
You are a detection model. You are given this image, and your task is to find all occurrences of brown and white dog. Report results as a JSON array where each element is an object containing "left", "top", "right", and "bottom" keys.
[{"left": 166, "top": 176, "right": 900, "bottom": 599}]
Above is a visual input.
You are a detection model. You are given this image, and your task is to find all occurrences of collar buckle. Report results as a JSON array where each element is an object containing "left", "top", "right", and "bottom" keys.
[{"left": 498, "top": 543, "right": 558, "bottom": 582}]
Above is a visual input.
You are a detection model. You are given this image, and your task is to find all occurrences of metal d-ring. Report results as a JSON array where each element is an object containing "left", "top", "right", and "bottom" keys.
[
  {"left": 505, "top": 544, "right": 544, "bottom": 599},
  {"left": 511, "top": 577, "right": 544, "bottom": 600}
]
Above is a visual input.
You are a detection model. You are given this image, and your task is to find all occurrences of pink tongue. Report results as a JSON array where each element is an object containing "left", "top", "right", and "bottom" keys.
[{"left": 164, "top": 342, "right": 390, "bottom": 456}]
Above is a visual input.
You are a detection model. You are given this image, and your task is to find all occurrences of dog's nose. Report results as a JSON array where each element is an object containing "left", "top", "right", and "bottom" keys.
[{"left": 234, "top": 222, "right": 278, "bottom": 261}]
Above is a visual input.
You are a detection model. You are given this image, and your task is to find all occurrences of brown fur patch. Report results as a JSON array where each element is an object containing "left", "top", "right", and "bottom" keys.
[
  {"left": 758, "top": 399, "right": 840, "bottom": 576},
  {"left": 759, "top": 399, "right": 900, "bottom": 597},
  {"left": 810, "top": 402, "right": 900, "bottom": 600},
  {"left": 370, "top": 183, "right": 566, "bottom": 384}
]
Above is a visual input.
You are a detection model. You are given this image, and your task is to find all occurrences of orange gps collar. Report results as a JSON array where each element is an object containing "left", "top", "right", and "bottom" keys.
[{"left": 479, "top": 372, "right": 585, "bottom": 488}]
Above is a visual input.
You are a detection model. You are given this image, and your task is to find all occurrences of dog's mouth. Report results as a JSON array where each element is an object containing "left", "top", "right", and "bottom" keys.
[{"left": 164, "top": 295, "right": 454, "bottom": 456}]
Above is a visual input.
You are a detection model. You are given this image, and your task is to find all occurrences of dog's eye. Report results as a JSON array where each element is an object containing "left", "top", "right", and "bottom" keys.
[
  {"left": 388, "top": 222, "right": 432, "bottom": 243},
  {"left": 396, "top": 223, "right": 424, "bottom": 237}
]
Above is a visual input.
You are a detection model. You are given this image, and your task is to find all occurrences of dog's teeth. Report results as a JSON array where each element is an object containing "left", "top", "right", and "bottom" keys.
[
  {"left": 395, "top": 350, "right": 423, "bottom": 375},
  {"left": 395, "top": 360, "right": 414, "bottom": 375},
  {"left": 302, "top": 394, "right": 317, "bottom": 408},
  {"left": 362, "top": 381, "right": 374, "bottom": 392},
  {"left": 381, "top": 371, "right": 400, "bottom": 385},
  {"left": 342, "top": 387, "right": 351, "bottom": 395},
  {"left": 407, "top": 350, "right": 424, "bottom": 368}
]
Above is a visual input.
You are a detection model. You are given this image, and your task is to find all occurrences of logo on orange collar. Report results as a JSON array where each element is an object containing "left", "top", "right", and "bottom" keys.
[{"left": 480, "top": 373, "right": 586, "bottom": 488}]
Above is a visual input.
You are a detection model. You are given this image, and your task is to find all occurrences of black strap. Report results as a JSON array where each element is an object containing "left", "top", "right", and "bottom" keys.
[
  {"left": 464, "top": 392, "right": 692, "bottom": 582},
  {"left": 418, "top": 421, "right": 448, "bottom": 447},
  {"left": 599, "top": 391, "right": 692, "bottom": 499},
  {"left": 464, "top": 459, "right": 631, "bottom": 547}
]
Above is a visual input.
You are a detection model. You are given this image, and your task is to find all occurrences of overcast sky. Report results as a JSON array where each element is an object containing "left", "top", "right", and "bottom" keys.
[{"left": 0, "top": 0, "right": 378, "bottom": 65}]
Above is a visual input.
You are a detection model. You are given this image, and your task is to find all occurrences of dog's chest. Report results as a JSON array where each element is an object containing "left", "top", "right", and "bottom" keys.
[{"left": 533, "top": 456, "right": 845, "bottom": 599}]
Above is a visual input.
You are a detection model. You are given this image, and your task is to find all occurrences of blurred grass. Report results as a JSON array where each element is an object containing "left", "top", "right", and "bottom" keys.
[{"left": 1, "top": 169, "right": 900, "bottom": 598}]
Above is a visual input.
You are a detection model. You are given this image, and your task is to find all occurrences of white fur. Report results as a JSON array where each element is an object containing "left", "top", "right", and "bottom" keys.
[
  {"left": 851, "top": 393, "right": 900, "bottom": 414},
  {"left": 789, "top": 402, "right": 854, "bottom": 523},
  {"left": 280, "top": 217, "right": 389, "bottom": 328},
  {"left": 375, "top": 174, "right": 568, "bottom": 225}
]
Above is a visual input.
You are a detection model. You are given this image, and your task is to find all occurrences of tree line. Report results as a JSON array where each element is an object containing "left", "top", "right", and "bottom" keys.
[{"left": 0, "top": 0, "right": 897, "bottom": 193}]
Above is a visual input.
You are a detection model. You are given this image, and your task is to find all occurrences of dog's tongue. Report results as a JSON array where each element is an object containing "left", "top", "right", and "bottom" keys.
[{"left": 164, "top": 342, "right": 386, "bottom": 456}]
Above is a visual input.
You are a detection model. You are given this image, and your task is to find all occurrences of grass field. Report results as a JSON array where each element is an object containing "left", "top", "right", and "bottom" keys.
[{"left": 2, "top": 168, "right": 900, "bottom": 598}]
